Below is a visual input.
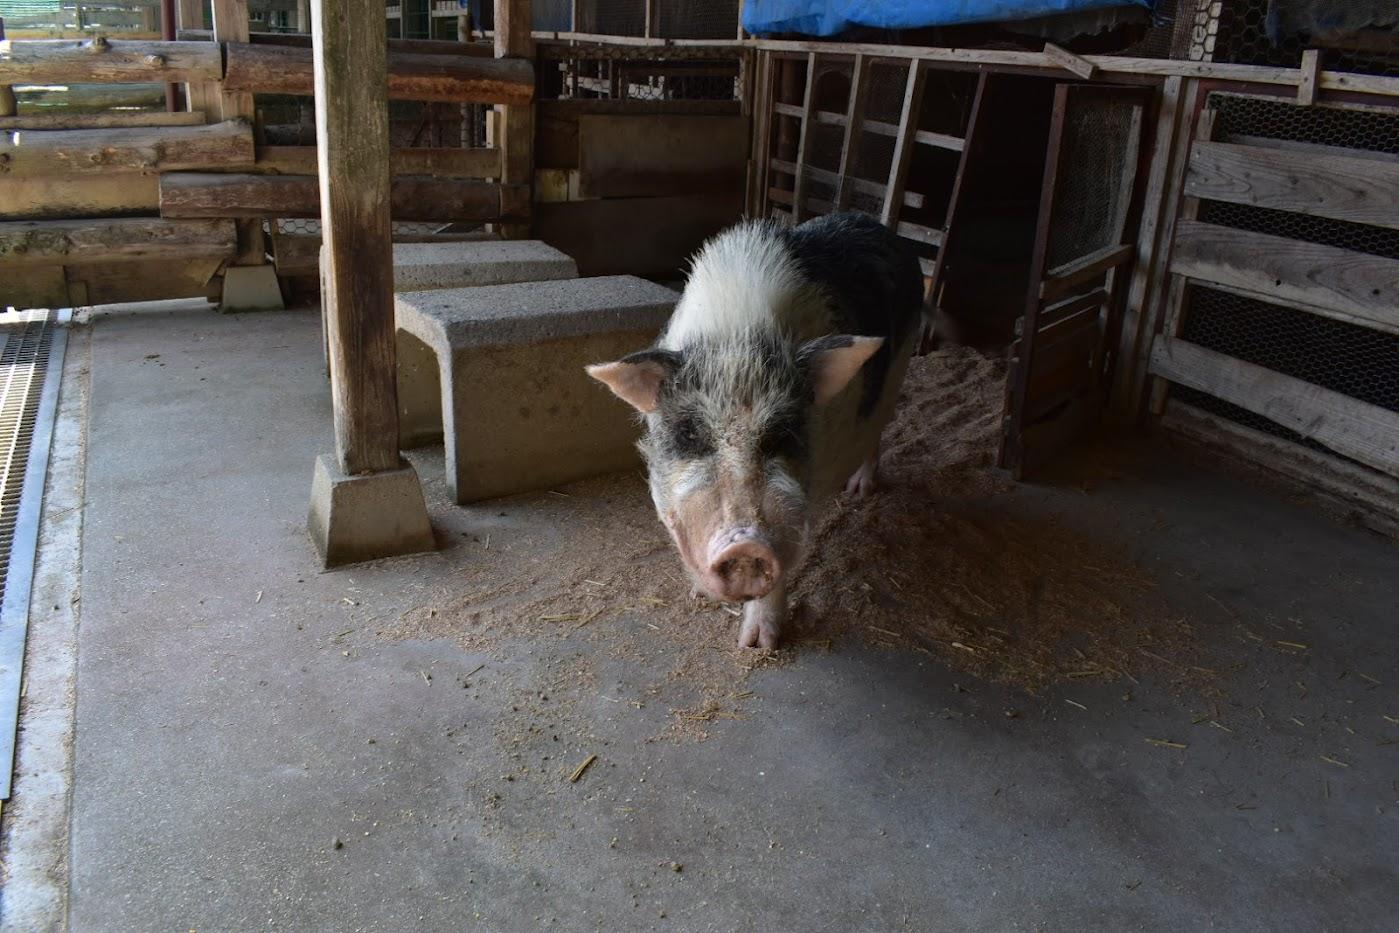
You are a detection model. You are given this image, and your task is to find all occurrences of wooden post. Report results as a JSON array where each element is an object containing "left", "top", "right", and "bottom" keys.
[
  {"left": 0, "top": 18, "right": 17, "bottom": 119},
  {"left": 176, "top": 0, "right": 209, "bottom": 114},
  {"left": 495, "top": 0, "right": 532, "bottom": 238},
  {"left": 211, "top": 0, "right": 266, "bottom": 268},
  {"left": 306, "top": 0, "right": 433, "bottom": 566},
  {"left": 312, "top": 0, "right": 399, "bottom": 475}
]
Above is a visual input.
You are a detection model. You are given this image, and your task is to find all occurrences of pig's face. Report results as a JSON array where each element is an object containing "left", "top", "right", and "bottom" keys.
[{"left": 588, "top": 330, "right": 881, "bottom": 604}]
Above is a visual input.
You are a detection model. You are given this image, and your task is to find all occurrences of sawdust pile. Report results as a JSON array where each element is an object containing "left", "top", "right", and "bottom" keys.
[{"left": 389, "top": 346, "right": 1194, "bottom": 735}]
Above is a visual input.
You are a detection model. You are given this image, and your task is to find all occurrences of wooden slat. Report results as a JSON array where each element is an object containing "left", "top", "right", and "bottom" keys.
[
  {"left": 833, "top": 53, "right": 867, "bottom": 211},
  {"left": 790, "top": 52, "right": 817, "bottom": 223},
  {"left": 880, "top": 60, "right": 926, "bottom": 228},
  {"left": 1170, "top": 220, "right": 1399, "bottom": 336},
  {"left": 1039, "top": 243, "right": 1134, "bottom": 301},
  {"left": 769, "top": 158, "right": 925, "bottom": 209},
  {"left": 1043, "top": 42, "right": 1095, "bottom": 79},
  {"left": 2, "top": 119, "right": 254, "bottom": 176},
  {"left": 782, "top": 105, "right": 963, "bottom": 150},
  {"left": 1225, "top": 134, "right": 1399, "bottom": 166},
  {"left": 895, "top": 220, "right": 943, "bottom": 246},
  {"left": 1149, "top": 337, "right": 1399, "bottom": 478},
  {"left": 1297, "top": 48, "right": 1321, "bottom": 106},
  {"left": 1186, "top": 141, "right": 1399, "bottom": 232}
]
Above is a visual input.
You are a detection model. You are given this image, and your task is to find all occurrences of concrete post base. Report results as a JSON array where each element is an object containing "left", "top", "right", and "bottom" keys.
[
  {"left": 307, "top": 454, "right": 435, "bottom": 568},
  {"left": 221, "top": 265, "right": 286, "bottom": 313}
]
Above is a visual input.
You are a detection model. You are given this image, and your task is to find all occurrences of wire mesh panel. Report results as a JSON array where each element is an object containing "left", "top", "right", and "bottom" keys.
[
  {"left": 1211, "top": 0, "right": 1399, "bottom": 77},
  {"left": 1045, "top": 96, "right": 1140, "bottom": 269}
]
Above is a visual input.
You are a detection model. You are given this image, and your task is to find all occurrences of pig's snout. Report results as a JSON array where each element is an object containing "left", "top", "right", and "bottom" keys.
[{"left": 706, "top": 528, "right": 779, "bottom": 602}]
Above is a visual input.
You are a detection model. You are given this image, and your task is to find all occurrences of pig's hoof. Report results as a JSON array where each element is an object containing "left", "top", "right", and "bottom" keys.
[
  {"left": 738, "top": 613, "right": 782, "bottom": 650},
  {"left": 843, "top": 463, "right": 878, "bottom": 499}
]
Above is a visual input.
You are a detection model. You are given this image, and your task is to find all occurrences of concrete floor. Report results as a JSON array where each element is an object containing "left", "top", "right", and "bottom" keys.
[{"left": 1, "top": 304, "right": 1396, "bottom": 932}]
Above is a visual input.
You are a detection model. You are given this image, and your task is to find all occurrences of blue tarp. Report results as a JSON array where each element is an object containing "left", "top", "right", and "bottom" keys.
[{"left": 742, "top": 0, "right": 1153, "bottom": 36}]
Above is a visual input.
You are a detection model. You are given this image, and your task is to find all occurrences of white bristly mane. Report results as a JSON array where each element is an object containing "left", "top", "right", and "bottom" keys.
[{"left": 659, "top": 221, "right": 828, "bottom": 351}]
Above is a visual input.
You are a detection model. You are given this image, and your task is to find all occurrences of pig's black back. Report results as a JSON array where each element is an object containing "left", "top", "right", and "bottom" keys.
[{"left": 780, "top": 212, "right": 924, "bottom": 416}]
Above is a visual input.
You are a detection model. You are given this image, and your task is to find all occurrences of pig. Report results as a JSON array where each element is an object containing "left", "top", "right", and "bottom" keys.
[{"left": 586, "top": 211, "right": 924, "bottom": 648}]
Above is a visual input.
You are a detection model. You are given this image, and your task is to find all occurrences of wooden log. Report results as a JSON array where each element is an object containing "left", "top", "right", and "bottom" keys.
[
  {"left": 0, "top": 110, "right": 206, "bottom": 129},
  {"left": 1149, "top": 336, "right": 1399, "bottom": 478},
  {"left": 0, "top": 174, "right": 159, "bottom": 219},
  {"left": 223, "top": 41, "right": 534, "bottom": 105},
  {"left": 312, "top": 0, "right": 399, "bottom": 475},
  {"left": 0, "top": 38, "right": 223, "bottom": 84},
  {"left": 179, "top": 28, "right": 495, "bottom": 56},
  {"left": 0, "top": 217, "right": 237, "bottom": 265},
  {"left": 1185, "top": 140, "right": 1399, "bottom": 232},
  {"left": 160, "top": 172, "right": 523, "bottom": 222},
  {"left": 0, "top": 17, "right": 15, "bottom": 120},
  {"left": 1169, "top": 220, "right": 1399, "bottom": 336},
  {"left": 251, "top": 145, "right": 501, "bottom": 178},
  {"left": 2, "top": 119, "right": 254, "bottom": 176}
]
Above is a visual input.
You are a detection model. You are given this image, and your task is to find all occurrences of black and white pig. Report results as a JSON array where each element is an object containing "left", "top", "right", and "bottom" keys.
[{"left": 586, "top": 212, "right": 924, "bottom": 648}]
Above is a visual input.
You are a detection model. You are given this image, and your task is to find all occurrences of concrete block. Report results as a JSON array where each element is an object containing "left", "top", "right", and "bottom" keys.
[
  {"left": 394, "top": 275, "right": 677, "bottom": 503},
  {"left": 391, "top": 240, "right": 578, "bottom": 291},
  {"left": 307, "top": 454, "right": 436, "bottom": 567},
  {"left": 220, "top": 264, "right": 285, "bottom": 312}
]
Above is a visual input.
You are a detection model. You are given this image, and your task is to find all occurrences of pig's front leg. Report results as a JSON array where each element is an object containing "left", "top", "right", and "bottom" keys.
[
  {"left": 738, "top": 583, "right": 786, "bottom": 650},
  {"left": 843, "top": 439, "right": 880, "bottom": 499}
]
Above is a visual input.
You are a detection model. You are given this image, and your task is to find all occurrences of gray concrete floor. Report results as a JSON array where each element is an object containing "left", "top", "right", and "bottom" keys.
[{"left": 2, "top": 304, "right": 1397, "bottom": 932}]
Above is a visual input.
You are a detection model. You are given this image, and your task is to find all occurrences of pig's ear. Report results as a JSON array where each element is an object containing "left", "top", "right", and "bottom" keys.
[
  {"left": 585, "top": 349, "right": 681, "bottom": 413},
  {"left": 802, "top": 335, "right": 884, "bottom": 405}
]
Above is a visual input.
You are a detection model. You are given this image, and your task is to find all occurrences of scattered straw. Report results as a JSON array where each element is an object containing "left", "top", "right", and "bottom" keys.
[{"left": 569, "top": 754, "right": 598, "bottom": 782}]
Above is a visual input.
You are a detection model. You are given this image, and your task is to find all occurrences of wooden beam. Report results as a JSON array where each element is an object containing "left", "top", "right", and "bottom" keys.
[
  {"left": 179, "top": 28, "right": 496, "bottom": 56},
  {"left": 2, "top": 119, "right": 254, "bottom": 176},
  {"left": 0, "top": 38, "right": 223, "bottom": 84},
  {"left": 1149, "top": 337, "right": 1399, "bottom": 479},
  {"left": 0, "top": 110, "right": 207, "bottom": 129},
  {"left": 0, "top": 217, "right": 236, "bottom": 265},
  {"left": 160, "top": 172, "right": 524, "bottom": 222},
  {"left": 0, "top": 17, "right": 14, "bottom": 120},
  {"left": 880, "top": 60, "right": 926, "bottom": 228},
  {"left": 252, "top": 145, "right": 502, "bottom": 178},
  {"left": 0, "top": 174, "right": 159, "bottom": 219},
  {"left": 222, "top": 41, "right": 535, "bottom": 104},
  {"left": 833, "top": 53, "right": 867, "bottom": 211},
  {"left": 1185, "top": 141, "right": 1399, "bottom": 232},
  {"left": 1169, "top": 220, "right": 1399, "bottom": 336},
  {"left": 1297, "top": 48, "right": 1321, "bottom": 106},
  {"left": 1039, "top": 243, "right": 1134, "bottom": 302},
  {"left": 312, "top": 0, "right": 400, "bottom": 475},
  {"left": 790, "top": 51, "right": 817, "bottom": 224},
  {"left": 1043, "top": 42, "right": 1095, "bottom": 79},
  {"left": 495, "top": 0, "right": 533, "bottom": 238}
]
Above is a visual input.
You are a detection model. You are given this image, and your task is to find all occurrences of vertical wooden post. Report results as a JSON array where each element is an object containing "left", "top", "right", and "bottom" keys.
[
  {"left": 644, "top": 0, "right": 656, "bottom": 39},
  {"left": 176, "top": 0, "right": 209, "bottom": 114},
  {"left": 495, "top": 0, "right": 533, "bottom": 238},
  {"left": 0, "top": 18, "right": 16, "bottom": 119},
  {"left": 881, "top": 59, "right": 926, "bottom": 229},
  {"left": 212, "top": 0, "right": 266, "bottom": 266},
  {"left": 312, "top": 0, "right": 401, "bottom": 476}
]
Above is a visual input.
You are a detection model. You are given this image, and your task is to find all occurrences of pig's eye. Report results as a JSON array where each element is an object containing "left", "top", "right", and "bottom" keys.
[
  {"left": 671, "top": 417, "right": 710, "bottom": 457},
  {"left": 760, "top": 425, "right": 805, "bottom": 460}
]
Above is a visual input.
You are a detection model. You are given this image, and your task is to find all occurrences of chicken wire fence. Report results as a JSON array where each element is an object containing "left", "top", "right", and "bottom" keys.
[
  {"left": 1045, "top": 95, "right": 1138, "bottom": 270},
  {"left": 1179, "top": 0, "right": 1399, "bottom": 77},
  {"left": 1175, "top": 92, "right": 1399, "bottom": 464}
]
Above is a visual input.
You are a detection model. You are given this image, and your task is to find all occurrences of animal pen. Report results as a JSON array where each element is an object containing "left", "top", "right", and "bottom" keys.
[{"left": 0, "top": 0, "right": 1397, "bottom": 929}]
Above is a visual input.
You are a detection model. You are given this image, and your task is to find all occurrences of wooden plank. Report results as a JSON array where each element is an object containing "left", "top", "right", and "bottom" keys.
[
  {"left": 537, "top": 99, "right": 740, "bottom": 170},
  {"left": 1297, "top": 48, "right": 1320, "bottom": 106},
  {"left": 0, "top": 174, "right": 159, "bottom": 219},
  {"left": 833, "top": 53, "right": 867, "bottom": 211},
  {"left": 578, "top": 115, "right": 748, "bottom": 198},
  {"left": 2, "top": 119, "right": 254, "bottom": 176},
  {"left": 252, "top": 145, "right": 502, "bottom": 178},
  {"left": 1039, "top": 243, "right": 1134, "bottom": 301},
  {"left": 790, "top": 51, "right": 817, "bottom": 224},
  {"left": 0, "top": 217, "right": 237, "bottom": 265},
  {"left": 896, "top": 220, "right": 943, "bottom": 246},
  {"left": 65, "top": 255, "right": 225, "bottom": 305},
  {"left": 1169, "top": 220, "right": 1399, "bottom": 336},
  {"left": 0, "top": 38, "right": 223, "bottom": 84},
  {"left": 535, "top": 192, "right": 742, "bottom": 278},
  {"left": 769, "top": 158, "right": 925, "bottom": 209},
  {"left": 880, "top": 60, "right": 925, "bottom": 228},
  {"left": 160, "top": 172, "right": 521, "bottom": 222},
  {"left": 791, "top": 104, "right": 964, "bottom": 151},
  {"left": 1225, "top": 133, "right": 1399, "bottom": 166},
  {"left": 1043, "top": 42, "right": 1095, "bottom": 79},
  {"left": 0, "top": 111, "right": 207, "bottom": 129},
  {"left": 1185, "top": 141, "right": 1399, "bottom": 232},
  {"left": 1163, "top": 400, "right": 1399, "bottom": 539},
  {"left": 312, "top": 0, "right": 399, "bottom": 474},
  {"left": 222, "top": 41, "right": 535, "bottom": 104},
  {"left": 1149, "top": 337, "right": 1399, "bottom": 478}
]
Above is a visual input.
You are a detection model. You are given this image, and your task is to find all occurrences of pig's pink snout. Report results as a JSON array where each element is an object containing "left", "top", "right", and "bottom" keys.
[{"left": 706, "top": 528, "right": 780, "bottom": 602}]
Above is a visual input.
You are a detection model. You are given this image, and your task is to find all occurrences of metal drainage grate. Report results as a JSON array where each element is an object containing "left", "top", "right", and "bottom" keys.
[{"left": 0, "top": 308, "right": 70, "bottom": 801}]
